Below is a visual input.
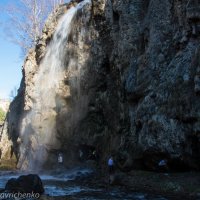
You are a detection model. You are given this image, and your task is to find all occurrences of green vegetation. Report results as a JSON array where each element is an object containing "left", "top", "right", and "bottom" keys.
[
  {"left": 0, "top": 158, "right": 16, "bottom": 170},
  {"left": 0, "top": 108, "right": 6, "bottom": 124}
]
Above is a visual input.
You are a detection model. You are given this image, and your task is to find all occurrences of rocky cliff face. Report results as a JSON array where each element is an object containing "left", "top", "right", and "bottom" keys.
[{"left": 5, "top": 0, "right": 200, "bottom": 171}]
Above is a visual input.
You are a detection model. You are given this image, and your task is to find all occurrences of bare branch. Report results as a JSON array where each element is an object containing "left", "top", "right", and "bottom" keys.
[{"left": 1, "top": 0, "right": 69, "bottom": 58}]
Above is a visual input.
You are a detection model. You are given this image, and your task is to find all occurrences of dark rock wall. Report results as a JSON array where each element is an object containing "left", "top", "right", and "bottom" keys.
[
  {"left": 78, "top": 0, "right": 200, "bottom": 170},
  {"left": 6, "top": 0, "right": 200, "bottom": 171}
]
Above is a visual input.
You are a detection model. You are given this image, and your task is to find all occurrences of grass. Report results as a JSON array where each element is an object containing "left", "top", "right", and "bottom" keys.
[
  {"left": 0, "top": 108, "right": 6, "bottom": 124},
  {"left": 0, "top": 159, "right": 17, "bottom": 171}
]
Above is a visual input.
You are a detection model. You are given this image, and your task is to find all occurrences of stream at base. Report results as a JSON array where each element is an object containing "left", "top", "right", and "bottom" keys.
[{"left": 0, "top": 169, "right": 168, "bottom": 200}]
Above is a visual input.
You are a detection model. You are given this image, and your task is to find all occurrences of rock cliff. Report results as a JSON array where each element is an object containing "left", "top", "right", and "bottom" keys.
[{"left": 4, "top": 0, "right": 200, "bottom": 171}]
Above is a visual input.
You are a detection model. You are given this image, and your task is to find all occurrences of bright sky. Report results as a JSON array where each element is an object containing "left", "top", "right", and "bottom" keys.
[
  {"left": 0, "top": 0, "right": 71, "bottom": 99},
  {"left": 0, "top": 0, "right": 22, "bottom": 99}
]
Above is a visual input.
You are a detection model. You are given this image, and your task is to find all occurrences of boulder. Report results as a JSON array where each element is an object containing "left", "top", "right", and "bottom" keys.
[{"left": 5, "top": 174, "right": 44, "bottom": 194}]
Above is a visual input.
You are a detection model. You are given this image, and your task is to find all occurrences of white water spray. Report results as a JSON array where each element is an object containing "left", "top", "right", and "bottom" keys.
[{"left": 18, "top": 0, "right": 91, "bottom": 170}]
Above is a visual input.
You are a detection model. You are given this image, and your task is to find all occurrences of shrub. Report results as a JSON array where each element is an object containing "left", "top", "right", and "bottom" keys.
[{"left": 0, "top": 108, "right": 6, "bottom": 124}]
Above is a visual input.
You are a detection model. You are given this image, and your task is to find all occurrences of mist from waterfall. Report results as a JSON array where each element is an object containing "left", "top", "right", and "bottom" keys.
[{"left": 18, "top": 0, "right": 91, "bottom": 170}]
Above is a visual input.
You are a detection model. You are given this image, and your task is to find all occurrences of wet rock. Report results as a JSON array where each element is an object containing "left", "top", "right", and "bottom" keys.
[
  {"left": 5, "top": 174, "right": 44, "bottom": 194},
  {"left": 116, "top": 151, "right": 133, "bottom": 172}
]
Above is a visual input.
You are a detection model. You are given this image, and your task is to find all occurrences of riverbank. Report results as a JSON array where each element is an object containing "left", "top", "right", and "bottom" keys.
[
  {"left": 39, "top": 167, "right": 200, "bottom": 200},
  {"left": 0, "top": 163, "right": 200, "bottom": 199},
  {"left": 116, "top": 170, "right": 200, "bottom": 200}
]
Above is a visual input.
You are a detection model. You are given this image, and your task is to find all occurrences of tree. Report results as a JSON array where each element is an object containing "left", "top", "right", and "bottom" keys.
[{"left": 2, "top": 0, "right": 66, "bottom": 57}]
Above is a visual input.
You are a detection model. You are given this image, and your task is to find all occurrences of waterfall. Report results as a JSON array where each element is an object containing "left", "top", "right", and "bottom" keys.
[{"left": 18, "top": 0, "right": 91, "bottom": 170}]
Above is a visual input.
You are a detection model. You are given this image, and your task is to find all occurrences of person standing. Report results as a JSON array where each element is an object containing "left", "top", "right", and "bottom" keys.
[
  {"left": 158, "top": 159, "right": 168, "bottom": 172},
  {"left": 58, "top": 153, "right": 63, "bottom": 165},
  {"left": 108, "top": 156, "right": 115, "bottom": 184},
  {"left": 108, "top": 156, "right": 115, "bottom": 174},
  {"left": 79, "top": 149, "right": 83, "bottom": 161}
]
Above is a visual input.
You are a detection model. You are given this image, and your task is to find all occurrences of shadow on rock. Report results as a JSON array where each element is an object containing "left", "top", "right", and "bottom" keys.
[{"left": 5, "top": 174, "right": 44, "bottom": 194}]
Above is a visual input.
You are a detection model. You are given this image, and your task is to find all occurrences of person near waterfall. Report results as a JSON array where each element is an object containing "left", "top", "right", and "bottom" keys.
[
  {"left": 108, "top": 156, "right": 115, "bottom": 184},
  {"left": 58, "top": 153, "right": 63, "bottom": 165},
  {"left": 108, "top": 156, "right": 114, "bottom": 174},
  {"left": 158, "top": 159, "right": 168, "bottom": 172}
]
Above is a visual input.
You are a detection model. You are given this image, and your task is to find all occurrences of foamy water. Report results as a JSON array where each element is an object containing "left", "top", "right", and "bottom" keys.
[{"left": 18, "top": 0, "right": 91, "bottom": 170}]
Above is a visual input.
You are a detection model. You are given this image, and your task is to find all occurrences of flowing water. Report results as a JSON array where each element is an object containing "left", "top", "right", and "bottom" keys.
[
  {"left": 18, "top": 0, "right": 90, "bottom": 170},
  {"left": 0, "top": 169, "right": 168, "bottom": 200}
]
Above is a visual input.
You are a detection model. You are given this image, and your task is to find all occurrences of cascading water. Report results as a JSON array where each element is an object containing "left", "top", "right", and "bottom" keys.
[{"left": 18, "top": 0, "right": 91, "bottom": 170}]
